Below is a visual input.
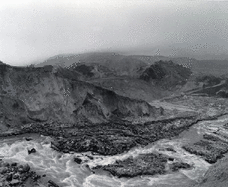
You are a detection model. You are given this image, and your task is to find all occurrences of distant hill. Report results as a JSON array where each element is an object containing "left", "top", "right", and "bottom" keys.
[
  {"left": 38, "top": 52, "right": 228, "bottom": 76},
  {"left": 37, "top": 52, "right": 147, "bottom": 77}
]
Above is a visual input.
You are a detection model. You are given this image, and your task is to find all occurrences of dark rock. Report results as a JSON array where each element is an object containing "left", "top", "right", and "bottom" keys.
[
  {"left": 25, "top": 137, "right": 33, "bottom": 141},
  {"left": 168, "top": 157, "right": 174, "bottom": 161},
  {"left": 48, "top": 180, "right": 60, "bottom": 187},
  {"left": 170, "top": 162, "right": 191, "bottom": 172},
  {"left": 85, "top": 164, "right": 89, "bottom": 168},
  {"left": 166, "top": 147, "right": 176, "bottom": 152},
  {"left": 6, "top": 173, "right": 12, "bottom": 181},
  {"left": 87, "top": 155, "right": 94, "bottom": 160},
  {"left": 28, "top": 148, "right": 36, "bottom": 154},
  {"left": 31, "top": 173, "right": 41, "bottom": 181},
  {"left": 11, "top": 162, "right": 17, "bottom": 167},
  {"left": 74, "top": 157, "right": 82, "bottom": 164}
]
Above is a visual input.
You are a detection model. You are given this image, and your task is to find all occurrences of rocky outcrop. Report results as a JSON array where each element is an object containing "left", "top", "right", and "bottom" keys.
[
  {"left": 140, "top": 60, "right": 192, "bottom": 90},
  {"left": 0, "top": 160, "right": 41, "bottom": 187}
]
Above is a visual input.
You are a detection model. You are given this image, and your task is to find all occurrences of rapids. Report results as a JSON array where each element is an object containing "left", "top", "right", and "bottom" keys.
[{"left": 1, "top": 115, "right": 228, "bottom": 187}]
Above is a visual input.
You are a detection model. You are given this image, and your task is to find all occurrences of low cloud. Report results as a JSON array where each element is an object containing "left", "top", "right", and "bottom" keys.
[{"left": 0, "top": 0, "right": 228, "bottom": 65}]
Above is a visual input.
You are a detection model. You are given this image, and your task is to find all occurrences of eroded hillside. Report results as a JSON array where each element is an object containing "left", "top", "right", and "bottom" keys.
[{"left": 0, "top": 63, "right": 163, "bottom": 131}]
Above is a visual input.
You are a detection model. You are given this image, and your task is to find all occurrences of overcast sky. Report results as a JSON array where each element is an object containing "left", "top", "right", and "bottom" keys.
[{"left": 0, "top": 0, "right": 228, "bottom": 65}]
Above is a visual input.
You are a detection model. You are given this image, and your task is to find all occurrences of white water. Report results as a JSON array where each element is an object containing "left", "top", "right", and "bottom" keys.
[
  {"left": 0, "top": 136, "right": 206, "bottom": 187},
  {"left": 1, "top": 115, "right": 228, "bottom": 187}
]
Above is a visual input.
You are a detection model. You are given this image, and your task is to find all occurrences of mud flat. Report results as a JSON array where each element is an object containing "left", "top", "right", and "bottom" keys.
[{"left": 17, "top": 115, "right": 199, "bottom": 156}]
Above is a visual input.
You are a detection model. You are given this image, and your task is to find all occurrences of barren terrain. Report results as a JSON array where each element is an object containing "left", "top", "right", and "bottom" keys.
[{"left": 0, "top": 54, "right": 228, "bottom": 187}]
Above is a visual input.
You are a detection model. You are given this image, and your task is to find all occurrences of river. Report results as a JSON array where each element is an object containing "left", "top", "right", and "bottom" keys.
[{"left": 1, "top": 115, "right": 228, "bottom": 187}]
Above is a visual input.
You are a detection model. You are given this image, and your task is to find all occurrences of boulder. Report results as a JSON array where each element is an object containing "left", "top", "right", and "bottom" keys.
[
  {"left": 74, "top": 157, "right": 82, "bottom": 164},
  {"left": 28, "top": 148, "right": 36, "bottom": 154}
]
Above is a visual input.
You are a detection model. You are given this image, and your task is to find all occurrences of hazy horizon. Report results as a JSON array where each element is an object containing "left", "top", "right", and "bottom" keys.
[{"left": 1, "top": 0, "right": 228, "bottom": 66}]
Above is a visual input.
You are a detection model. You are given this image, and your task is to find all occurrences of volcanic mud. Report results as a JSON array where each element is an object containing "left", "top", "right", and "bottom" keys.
[
  {"left": 92, "top": 153, "right": 192, "bottom": 178},
  {"left": 19, "top": 116, "right": 198, "bottom": 155}
]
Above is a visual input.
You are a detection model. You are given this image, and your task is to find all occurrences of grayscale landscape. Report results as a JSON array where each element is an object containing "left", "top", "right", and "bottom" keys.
[{"left": 0, "top": 1, "right": 228, "bottom": 187}]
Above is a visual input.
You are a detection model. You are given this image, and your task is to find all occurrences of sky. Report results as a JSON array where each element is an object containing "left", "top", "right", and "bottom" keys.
[{"left": 0, "top": 0, "right": 228, "bottom": 65}]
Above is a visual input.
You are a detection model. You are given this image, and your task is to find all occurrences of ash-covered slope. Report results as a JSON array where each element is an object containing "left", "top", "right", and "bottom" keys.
[{"left": 0, "top": 62, "right": 162, "bottom": 131}]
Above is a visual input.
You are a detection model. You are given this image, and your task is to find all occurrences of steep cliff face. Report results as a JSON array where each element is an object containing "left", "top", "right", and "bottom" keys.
[{"left": 0, "top": 63, "right": 162, "bottom": 128}]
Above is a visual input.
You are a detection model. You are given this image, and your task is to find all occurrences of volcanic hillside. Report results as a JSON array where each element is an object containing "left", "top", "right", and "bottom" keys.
[
  {"left": 0, "top": 62, "right": 165, "bottom": 133},
  {"left": 38, "top": 53, "right": 195, "bottom": 101}
]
